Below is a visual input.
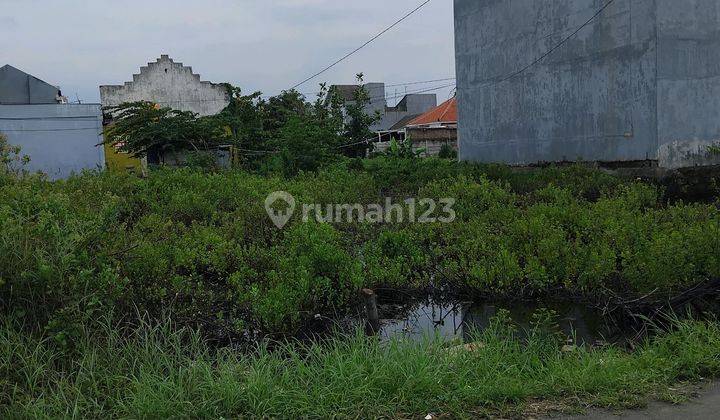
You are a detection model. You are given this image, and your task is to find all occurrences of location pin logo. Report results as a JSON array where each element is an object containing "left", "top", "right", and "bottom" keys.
[{"left": 265, "top": 191, "right": 296, "bottom": 229}]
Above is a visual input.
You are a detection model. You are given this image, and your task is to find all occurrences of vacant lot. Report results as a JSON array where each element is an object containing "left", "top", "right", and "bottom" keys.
[{"left": 2, "top": 158, "right": 719, "bottom": 417}]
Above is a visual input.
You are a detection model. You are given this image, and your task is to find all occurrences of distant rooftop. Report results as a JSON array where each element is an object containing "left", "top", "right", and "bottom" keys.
[
  {"left": 407, "top": 97, "right": 457, "bottom": 127},
  {"left": 0, "top": 64, "right": 65, "bottom": 105}
]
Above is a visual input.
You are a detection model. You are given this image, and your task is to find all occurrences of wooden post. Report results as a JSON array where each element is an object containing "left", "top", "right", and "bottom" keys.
[{"left": 362, "top": 288, "right": 380, "bottom": 333}]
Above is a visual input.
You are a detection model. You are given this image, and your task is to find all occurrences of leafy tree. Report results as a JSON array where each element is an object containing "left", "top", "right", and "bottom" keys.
[
  {"left": 0, "top": 132, "right": 30, "bottom": 176},
  {"left": 102, "top": 75, "right": 383, "bottom": 172},
  {"left": 215, "top": 85, "right": 264, "bottom": 150},
  {"left": 261, "top": 89, "right": 311, "bottom": 136},
  {"left": 103, "top": 102, "right": 228, "bottom": 158},
  {"left": 336, "top": 74, "right": 381, "bottom": 158},
  {"left": 707, "top": 142, "right": 720, "bottom": 156},
  {"left": 271, "top": 115, "right": 343, "bottom": 176},
  {"left": 312, "top": 83, "right": 345, "bottom": 136}
]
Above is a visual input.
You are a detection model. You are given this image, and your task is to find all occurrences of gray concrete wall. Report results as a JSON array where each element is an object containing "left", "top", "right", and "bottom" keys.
[
  {"left": 99, "top": 55, "right": 229, "bottom": 116},
  {"left": 0, "top": 104, "right": 105, "bottom": 179},
  {"left": 455, "top": 0, "right": 658, "bottom": 165},
  {"left": 1, "top": 65, "right": 61, "bottom": 104},
  {"left": 365, "top": 83, "right": 389, "bottom": 131},
  {"left": 656, "top": 0, "right": 720, "bottom": 168},
  {"left": 376, "top": 93, "right": 438, "bottom": 131},
  {"left": 381, "top": 94, "right": 439, "bottom": 129},
  {"left": 455, "top": 0, "right": 720, "bottom": 169}
]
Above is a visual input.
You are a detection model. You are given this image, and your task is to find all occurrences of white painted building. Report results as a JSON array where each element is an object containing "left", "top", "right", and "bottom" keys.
[{"left": 99, "top": 55, "right": 230, "bottom": 116}]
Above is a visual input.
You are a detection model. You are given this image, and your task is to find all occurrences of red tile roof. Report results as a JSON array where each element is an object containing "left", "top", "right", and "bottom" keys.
[{"left": 407, "top": 97, "right": 457, "bottom": 127}]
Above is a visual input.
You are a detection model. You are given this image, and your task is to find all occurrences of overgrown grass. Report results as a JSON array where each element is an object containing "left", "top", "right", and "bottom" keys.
[
  {"left": 1, "top": 159, "right": 719, "bottom": 337},
  {"left": 2, "top": 316, "right": 720, "bottom": 419}
]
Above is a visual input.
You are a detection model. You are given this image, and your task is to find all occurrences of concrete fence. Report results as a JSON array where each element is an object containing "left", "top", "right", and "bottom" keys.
[{"left": 0, "top": 104, "right": 105, "bottom": 179}]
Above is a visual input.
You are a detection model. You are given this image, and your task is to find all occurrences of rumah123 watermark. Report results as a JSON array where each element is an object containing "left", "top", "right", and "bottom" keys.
[{"left": 265, "top": 191, "right": 456, "bottom": 229}]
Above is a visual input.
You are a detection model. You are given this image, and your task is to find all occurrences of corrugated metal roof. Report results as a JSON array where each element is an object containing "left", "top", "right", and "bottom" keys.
[
  {"left": 406, "top": 98, "right": 457, "bottom": 127},
  {"left": 389, "top": 114, "right": 422, "bottom": 131}
]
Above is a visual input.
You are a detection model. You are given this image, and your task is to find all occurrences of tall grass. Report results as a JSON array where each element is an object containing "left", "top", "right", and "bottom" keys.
[{"left": 3, "top": 317, "right": 720, "bottom": 419}]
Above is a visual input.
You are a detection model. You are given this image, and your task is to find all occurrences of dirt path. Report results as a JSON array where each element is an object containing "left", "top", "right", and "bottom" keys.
[{"left": 554, "top": 383, "right": 720, "bottom": 420}]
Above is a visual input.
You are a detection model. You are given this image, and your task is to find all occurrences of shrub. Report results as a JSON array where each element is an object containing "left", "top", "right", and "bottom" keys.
[
  {"left": 1, "top": 161, "right": 718, "bottom": 339},
  {"left": 438, "top": 143, "right": 457, "bottom": 159}
]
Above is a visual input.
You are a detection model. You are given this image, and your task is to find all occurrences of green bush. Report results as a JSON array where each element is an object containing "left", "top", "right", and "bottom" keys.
[
  {"left": 438, "top": 143, "right": 457, "bottom": 159},
  {"left": 234, "top": 223, "right": 363, "bottom": 331},
  {"left": 1, "top": 160, "right": 718, "bottom": 339}
]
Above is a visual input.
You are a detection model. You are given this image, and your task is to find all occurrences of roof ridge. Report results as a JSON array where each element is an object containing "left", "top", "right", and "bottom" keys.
[
  {"left": 438, "top": 98, "right": 453, "bottom": 121},
  {"left": 405, "top": 97, "right": 457, "bottom": 127}
]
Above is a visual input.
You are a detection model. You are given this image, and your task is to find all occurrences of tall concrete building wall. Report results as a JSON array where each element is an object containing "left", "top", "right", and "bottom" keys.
[
  {"left": 454, "top": 0, "right": 720, "bottom": 169},
  {"left": 656, "top": 0, "right": 720, "bottom": 168},
  {"left": 99, "top": 55, "right": 230, "bottom": 116}
]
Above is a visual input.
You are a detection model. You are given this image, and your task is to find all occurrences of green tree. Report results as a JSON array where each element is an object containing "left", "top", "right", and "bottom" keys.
[
  {"left": 102, "top": 77, "right": 378, "bottom": 173},
  {"left": 215, "top": 85, "right": 264, "bottom": 150},
  {"left": 271, "top": 115, "right": 342, "bottom": 176},
  {"left": 0, "top": 132, "right": 30, "bottom": 176},
  {"left": 312, "top": 83, "right": 345, "bottom": 136},
  {"left": 337, "top": 74, "right": 380, "bottom": 158},
  {"left": 103, "top": 101, "right": 228, "bottom": 158},
  {"left": 261, "top": 89, "right": 311, "bottom": 136}
]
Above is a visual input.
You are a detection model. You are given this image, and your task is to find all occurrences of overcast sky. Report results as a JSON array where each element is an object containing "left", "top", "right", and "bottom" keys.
[{"left": 0, "top": 0, "right": 455, "bottom": 105}]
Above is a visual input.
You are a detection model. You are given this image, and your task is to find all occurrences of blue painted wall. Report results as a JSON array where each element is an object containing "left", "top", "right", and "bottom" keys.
[{"left": 0, "top": 104, "right": 105, "bottom": 179}]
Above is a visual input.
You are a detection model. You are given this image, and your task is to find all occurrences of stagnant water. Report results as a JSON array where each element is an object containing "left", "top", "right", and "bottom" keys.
[{"left": 370, "top": 298, "right": 615, "bottom": 345}]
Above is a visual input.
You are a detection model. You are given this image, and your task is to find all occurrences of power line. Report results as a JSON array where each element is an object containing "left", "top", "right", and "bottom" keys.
[
  {"left": 372, "top": 82, "right": 456, "bottom": 102},
  {"left": 296, "top": 77, "right": 457, "bottom": 99},
  {"left": 300, "top": 77, "right": 456, "bottom": 97},
  {"left": 264, "top": 77, "right": 456, "bottom": 99},
  {"left": 234, "top": 137, "right": 375, "bottom": 156},
  {"left": 141, "top": 77, "right": 456, "bottom": 105},
  {"left": 234, "top": 83, "right": 456, "bottom": 156},
  {"left": 289, "top": 0, "right": 433, "bottom": 91},
  {"left": 385, "top": 77, "right": 455, "bottom": 88},
  {"left": 491, "top": 0, "right": 618, "bottom": 85}
]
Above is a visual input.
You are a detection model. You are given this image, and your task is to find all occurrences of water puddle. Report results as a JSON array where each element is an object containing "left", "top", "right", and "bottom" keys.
[{"left": 372, "top": 298, "right": 613, "bottom": 345}]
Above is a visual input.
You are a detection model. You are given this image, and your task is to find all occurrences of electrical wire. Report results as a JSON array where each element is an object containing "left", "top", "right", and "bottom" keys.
[
  {"left": 385, "top": 77, "right": 455, "bottom": 88},
  {"left": 289, "top": 0, "right": 433, "bottom": 90},
  {"left": 262, "top": 76, "right": 457, "bottom": 99},
  {"left": 489, "top": 0, "right": 618, "bottom": 86},
  {"left": 371, "top": 82, "right": 456, "bottom": 103},
  {"left": 139, "top": 77, "right": 456, "bottom": 105},
  {"left": 234, "top": 137, "right": 378, "bottom": 156}
]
